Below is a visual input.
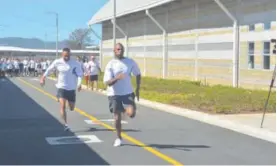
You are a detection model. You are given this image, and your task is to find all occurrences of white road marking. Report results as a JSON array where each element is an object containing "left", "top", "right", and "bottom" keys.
[
  {"left": 84, "top": 119, "right": 128, "bottom": 125},
  {"left": 30, "top": 78, "right": 39, "bottom": 81},
  {"left": 45, "top": 135, "right": 102, "bottom": 145}
]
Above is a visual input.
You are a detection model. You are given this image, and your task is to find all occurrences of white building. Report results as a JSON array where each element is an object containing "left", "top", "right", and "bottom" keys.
[{"left": 89, "top": 0, "right": 276, "bottom": 89}]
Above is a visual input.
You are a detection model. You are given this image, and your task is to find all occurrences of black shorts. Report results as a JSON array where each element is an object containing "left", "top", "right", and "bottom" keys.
[
  {"left": 29, "top": 68, "right": 35, "bottom": 72},
  {"left": 108, "top": 93, "right": 136, "bottom": 113},
  {"left": 90, "top": 75, "right": 98, "bottom": 81},
  {"left": 56, "top": 88, "right": 76, "bottom": 102}
]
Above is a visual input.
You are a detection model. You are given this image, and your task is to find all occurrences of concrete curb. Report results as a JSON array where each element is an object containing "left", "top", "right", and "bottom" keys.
[{"left": 47, "top": 77, "right": 276, "bottom": 143}]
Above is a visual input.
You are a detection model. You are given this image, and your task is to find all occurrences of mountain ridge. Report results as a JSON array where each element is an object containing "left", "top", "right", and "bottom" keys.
[{"left": 0, "top": 37, "right": 66, "bottom": 49}]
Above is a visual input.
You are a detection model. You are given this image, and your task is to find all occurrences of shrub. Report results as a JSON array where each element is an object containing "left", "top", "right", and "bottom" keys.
[{"left": 86, "top": 73, "right": 276, "bottom": 114}]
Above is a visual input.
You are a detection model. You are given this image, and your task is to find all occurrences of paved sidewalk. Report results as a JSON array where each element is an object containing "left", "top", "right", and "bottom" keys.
[{"left": 216, "top": 113, "right": 276, "bottom": 132}]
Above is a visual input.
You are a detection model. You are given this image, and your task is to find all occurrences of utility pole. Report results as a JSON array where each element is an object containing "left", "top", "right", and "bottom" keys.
[
  {"left": 55, "top": 13, "right": 59, "bottom": 59},
  {"left": 113, "top": 0, "right": 116, "bottom": 47}
]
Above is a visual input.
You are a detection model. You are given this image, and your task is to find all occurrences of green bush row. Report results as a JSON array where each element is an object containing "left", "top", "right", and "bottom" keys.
[{"left": 91, "top": 73, "right": 275, "bottom": 114}]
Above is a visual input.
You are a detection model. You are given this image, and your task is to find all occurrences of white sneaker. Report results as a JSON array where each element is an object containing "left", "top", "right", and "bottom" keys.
[
  {"left": 64, "top": 124, "right": 69, "bottom": 131},
  {"left": 113, "top": 138, "right": 122, "bottom": 147}
]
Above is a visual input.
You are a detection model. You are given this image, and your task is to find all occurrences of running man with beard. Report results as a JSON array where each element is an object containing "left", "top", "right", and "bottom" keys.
[{"left": 40, "top": 48, "right": 83, "bottom": 131}]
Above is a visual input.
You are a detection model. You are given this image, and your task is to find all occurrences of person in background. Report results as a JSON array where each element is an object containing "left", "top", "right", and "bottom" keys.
[
  {"left": 6, "top": 58, "right": 13, "bottom": 77},
  {"left": 88, "top": 55, "right": 101, "bottom": 91},
  {"left": 41, "top": 58, "right": 48, "bottom": 75},
  {"left": 19, "top": 59, "right": 24, "bottom": 76},
  {"left": 29, "top": 58, "right": 36, "bottom": 77},
  {"left": 0, "top": 58, "right": 3, "bottom": 78},
  {"left": 23, "top": 57, "right": 29, "bottom": 77},
  {"left": 13, "top": 58, "right": 20, "bottom": 77},
  {"left": 83, "top": 59, "right": 90, "bottom": 89},
  {"left": 35, "top": 59, "right": 42, "bottom": 77}
]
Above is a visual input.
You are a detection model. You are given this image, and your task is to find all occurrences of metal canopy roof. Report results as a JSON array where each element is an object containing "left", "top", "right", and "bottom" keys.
[
  {"left": 0, "top": 46, "right": 99, "bottom": 54},
  {"left": 88, "top": 0, "right": 175, "bottom": 25}
]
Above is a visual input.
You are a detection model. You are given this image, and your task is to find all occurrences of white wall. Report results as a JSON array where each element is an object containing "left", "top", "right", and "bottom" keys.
[{"left": 102, "top": 0, "right": 276, "bottom": 62}]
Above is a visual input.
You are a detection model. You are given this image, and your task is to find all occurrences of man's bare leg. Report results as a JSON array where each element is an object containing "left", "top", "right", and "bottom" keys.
[
  {"left": 125, "top": 105, "right": 136, "bottom": 118},
  {"left": 68, "top": 101, "right": 75, "bottom": 111},
  {"left": 59, "top": 98, "right": 68, "bottom": 130},
  {"left": 85, "top": 76, "right": 89, "bottom": 89},
  {"left": 95, "top": 81, "right": 98, "bottom": 91},
  {"left": 90, "top": 81, "right": 94, "bottom": 91},
  {"left": 113, "top": 111, "right": 122, "bottom": 147}
]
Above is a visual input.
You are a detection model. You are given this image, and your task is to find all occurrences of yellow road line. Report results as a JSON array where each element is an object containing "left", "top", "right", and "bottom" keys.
[{"left": 18, "top": 78, "right": 183, "bottom": 166}]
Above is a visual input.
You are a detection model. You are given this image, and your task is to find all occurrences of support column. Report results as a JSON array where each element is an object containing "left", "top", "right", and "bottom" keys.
[
  {"left": 233, "top": 21, "right": 240, "bottom": 87},
  {"left": 99, "top": 40, "right": 103, "bottom": 69},
  {"left": 146, "top": 9, "right": 168, "bottom": 79},
  {"left": 143, "top": 17, "right": 147, "bottom": 76},
  {"left": 214, "top": 0, "right": 240, "bottom": 88},
  {"left": 194, "top": 2, "right": 199, "bottom": 81}
]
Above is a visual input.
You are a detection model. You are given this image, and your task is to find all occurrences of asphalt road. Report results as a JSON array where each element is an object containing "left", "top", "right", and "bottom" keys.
[{"left": 0, "top": 76, "right": 275, "bottom": 165}]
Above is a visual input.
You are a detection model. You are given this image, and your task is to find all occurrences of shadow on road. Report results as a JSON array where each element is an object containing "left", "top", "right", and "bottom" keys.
[
  {"left": 76, "top": 127, "right": 141, "bottom": 133},
  {"left": 123, "top": 144, "right": 210, "bottom": 152},
  {"left": 0, "top": 78, "right": 109, "bottom": 165}
]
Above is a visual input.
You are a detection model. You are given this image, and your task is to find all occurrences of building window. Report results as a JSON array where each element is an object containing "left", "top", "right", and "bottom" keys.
[
  {"left": 264, "top": 22, "right": 271, "bottom": 30},
  {"left": 248, "top": 56, "right": 255, "bottom": 69},
  {"left": 263, "top": 56, "right": 270, "bottom": 70},
  {"left": 263, "top": 42, "right": 270, "bottom": 54},
  {"left": 249, "top": 42, "right": 255, "bottom": 54},
  {"left": 248, "top": 42, "right": 255, "bottom": 69},
  {"left": 263, "top": 41, "right": 271, "bottom": 70},
  {"left": 249, "top": 25, "right": 255, "bottom": 31}
]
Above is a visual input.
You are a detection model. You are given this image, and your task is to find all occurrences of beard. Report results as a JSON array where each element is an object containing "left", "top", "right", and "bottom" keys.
[{"left": 63, "top": 56, "right": 70, "bottom": 61}]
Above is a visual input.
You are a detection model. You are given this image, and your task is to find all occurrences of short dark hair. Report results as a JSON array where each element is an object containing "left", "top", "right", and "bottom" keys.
[
  {"left": 116, "top": 43, "right": 124, "bottom": 52},
  {"left": 63, "top": 48, "right": 71, "bottom": 53}
]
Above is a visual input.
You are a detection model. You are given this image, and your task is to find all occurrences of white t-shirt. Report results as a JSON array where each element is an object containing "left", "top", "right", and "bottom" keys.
[
  {"left": 7, "top": 61, "right": 13, "bottom": 69},
  {"left": 13, "top": 61, "right": 19, "bottom": 69},
  {"left": 46, "top": 60, "right": 51, "bottom": 66},
  {"left": 23, "top": 60, "right": 29, "bottom": 68},
  {"left": 88, "top": 60, "right": 100, "bottom": 76},
  {"left": 103, "top": 58, "right": 140, "bottom": 96},
  {"left": 83, "top": 62, "right": 90, "bottom": 76},
  {"left": 35, "top": 62, "right": 41, "bottom": 70},
  {"left": 43, "top": 58, "right": 83, "bottom": 90},
  {"left": 30, "top": 60, "right": 35, "bottom": 68},
  {"left": 41, "top": 62, "right": 47, "bottom": 70}
]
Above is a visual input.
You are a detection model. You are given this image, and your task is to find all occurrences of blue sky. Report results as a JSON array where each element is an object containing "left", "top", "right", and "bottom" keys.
[{"left": 0, "top": 0, "right": 108, "bottom": 44}]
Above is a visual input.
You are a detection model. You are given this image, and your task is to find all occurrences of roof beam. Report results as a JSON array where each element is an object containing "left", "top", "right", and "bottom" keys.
[
  {"left": 111, "top": 19, "right": 127, "bottom": 37},
  {"left": 145, "top": 9, "right": 165, "bottom": 33},
  {"left": 88, "top": 25, "right": 102, "bottom": 40}
]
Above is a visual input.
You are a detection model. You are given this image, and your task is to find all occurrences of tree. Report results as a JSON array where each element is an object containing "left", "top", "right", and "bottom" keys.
[{"left": 65, "top": 28, "right": 93, "bottom": 49}]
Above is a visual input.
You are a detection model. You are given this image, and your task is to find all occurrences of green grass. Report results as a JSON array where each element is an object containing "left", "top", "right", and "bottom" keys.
[
  {"left": 92, "top": 73, "right": 276, "bottom": 114},
  {"left": 54, "top": 73, "right": 276, "bottom": 114}
]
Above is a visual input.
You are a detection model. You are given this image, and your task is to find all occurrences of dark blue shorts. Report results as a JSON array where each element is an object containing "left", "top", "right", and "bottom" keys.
[
  {"left": 90, "top": 75, "right": 98, "bottom": 81},
  {"left": 57, "top": 88, "right": 76, "bottom": 102},
  {"left": 108, "top": 93, "right": 136, "bottom": 113}
]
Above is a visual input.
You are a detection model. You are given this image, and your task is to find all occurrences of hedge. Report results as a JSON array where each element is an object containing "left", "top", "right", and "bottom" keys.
[
  {"left": 79, "top": 73, "right": 276, "bottom": 114},
  {"left": 50, "top": 73, "right": 276, "bottom": 114}
]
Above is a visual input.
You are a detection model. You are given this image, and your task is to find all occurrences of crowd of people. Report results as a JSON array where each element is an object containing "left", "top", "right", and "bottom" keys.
[{"left": 0, "top": 57, "right": 52, "bottom": 78}]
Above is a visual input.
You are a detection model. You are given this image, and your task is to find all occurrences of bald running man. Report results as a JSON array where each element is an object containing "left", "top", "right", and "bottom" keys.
[{"left": 103, "top": 43, "right": 141, "bottom": 147}]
